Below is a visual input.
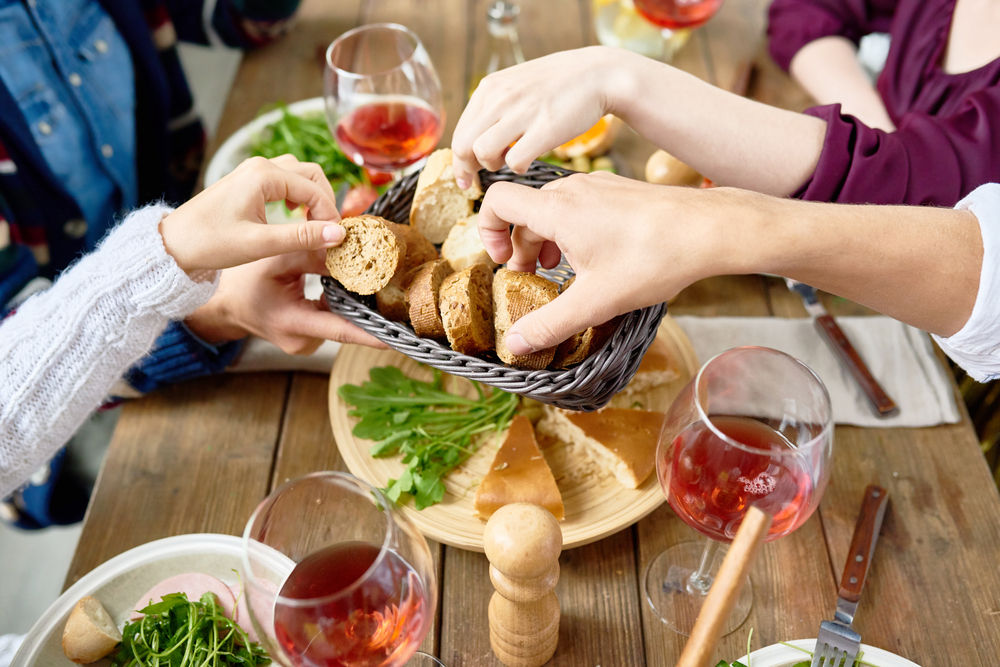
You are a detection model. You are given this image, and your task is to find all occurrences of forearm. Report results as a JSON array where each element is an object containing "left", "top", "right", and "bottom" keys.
[
  {"left": 789, "top": 36, "right": 895, "bottom": 131},
  {"left": 0, "top": 205, "right": 217, "bottom": 497},
  {"left": 743, "top": 196, "right": 981, "bottom": 336},
  {"left": 613, "top": 54, "right": 827, "bottom": 196}
]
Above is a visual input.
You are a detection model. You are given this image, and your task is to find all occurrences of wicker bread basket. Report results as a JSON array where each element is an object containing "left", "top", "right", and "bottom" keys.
[{"left": 322, "top": 161, "right": 666, "bottom": 412}]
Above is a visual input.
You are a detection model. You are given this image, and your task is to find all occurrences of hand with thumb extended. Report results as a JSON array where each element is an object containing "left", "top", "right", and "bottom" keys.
[{"left": 478, "top": 171, "right": 749, "bottom": 355}]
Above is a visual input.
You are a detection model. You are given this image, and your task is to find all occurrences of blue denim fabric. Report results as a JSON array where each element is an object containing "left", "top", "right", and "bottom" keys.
[{"left": 0, "top": 0, "right": 136, "bottom": 248}]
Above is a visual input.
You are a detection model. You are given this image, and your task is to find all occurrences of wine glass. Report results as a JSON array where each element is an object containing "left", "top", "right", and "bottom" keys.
[
  {"left": 643, "top": 346, "right": 833, "bottom": 636},
  {"left": 324, "top": 24, "right": 445, "bottom": 182},
  {"left": 241, "top": 472, "right": 438, "bottom": 667},
  {"left": 633, "top": 0, "right": 724, "bottom": 78}
]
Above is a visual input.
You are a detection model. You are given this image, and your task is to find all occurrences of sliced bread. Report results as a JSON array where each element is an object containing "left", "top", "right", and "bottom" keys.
[
  {"left": 410, "top": 148, "right": 483, "bottom": 243},
  {"left": 474, "top": 415, "right": 564, "bottom": 521},
  {"left": 325, "top": 214, "right": 405, "bottom": 295},
  {"left": 538, "top": 406, "right": 664, "bottom": 489},
  {"left": 406, "top": 259, "right": 455, "bottom": 339},
  {"left": 441, "top": 214, "right": 498, "bottom": 272},
  {"left": 62, "top": 596, "right": 122, "bottom": 664},
  {"left": 376, "top": 223, "right": 438, "bottom": 322},
  {"left": 552, "top": 277, "right": 623, "bottom": 368},
  {"left": 440, "top": 263, "right": 495, "bottom": 356},
  {"left": 493, "top": 268, "right": 560, "bottom": 369}
]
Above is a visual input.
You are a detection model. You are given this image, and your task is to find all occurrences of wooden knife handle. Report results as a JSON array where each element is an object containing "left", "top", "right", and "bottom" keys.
[
  {"left": 838, "top": 485, "right": 889, "bottom": 604},
  {"left": 815, "top": 314, "right": 900, "bottom": 418}
]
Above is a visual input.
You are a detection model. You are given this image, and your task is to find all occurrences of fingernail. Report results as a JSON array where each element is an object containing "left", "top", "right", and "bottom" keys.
[
  {"left": 323, "top": 224, "right": 345, "bottom": 244},
  {"left": 506, "top": 332, "right": 535, "bottom": 356},
  {"left": 456, "top": 176, "right": 470, "bottom": 190}
]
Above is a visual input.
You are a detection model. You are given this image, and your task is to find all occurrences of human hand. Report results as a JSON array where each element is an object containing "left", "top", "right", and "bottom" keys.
[
  {"left": 158, "top": 154, "right": 345, "bottom": 272},
  {"left": 451, "top": 46, "right": 640, "bottom": 188},
  {"left": 184, "top": 250, "right": 386, "bottom": 354},
  {"left": 478, "top": 172, "right": 766, "bottom": 355}
]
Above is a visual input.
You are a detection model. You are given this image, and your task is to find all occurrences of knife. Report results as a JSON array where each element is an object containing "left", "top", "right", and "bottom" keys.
[{"left": 785, "top": 279, "right": 900, "bottom": 418}]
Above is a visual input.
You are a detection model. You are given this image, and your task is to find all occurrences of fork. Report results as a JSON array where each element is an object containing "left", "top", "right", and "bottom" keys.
[{"left": 811, "top": 485, "right": 889, "bottom": 667}]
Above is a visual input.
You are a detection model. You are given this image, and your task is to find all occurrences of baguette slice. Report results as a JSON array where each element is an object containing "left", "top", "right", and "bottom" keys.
[
  {"left": 440, "top": 263, "right": 495, "bottom": 355},
  {"left": 474, "top": 415, "right": 564, "bottom": 521},
  {"left": 621, "top": 335, "right": 680, "bottom": 395},
  {"left": 325, "top": 215, "right": 405, "bottom": 295},
  {"left": 410, "top": 148, "right": 483, "bottom": 243},
  {"left": 62, "top": 596, "right": 122, "bottom": 664},
  {"left": 539, "top": 406, "right": 664, "bottom": 489},
  {"left": 376, "top": 223, "right": 439, "bottom": 322},
  {"left": 553, "top": 281, "right": 623, "bottom": 368},
  {"left": 493, "top": 268, "right": 560, "bottom": 369},
  {"left": 406, "top": 259, "right": 455, "bottom": 339},
  {"left": 441, "top": 214, "right": 498, "bottom": 272}
]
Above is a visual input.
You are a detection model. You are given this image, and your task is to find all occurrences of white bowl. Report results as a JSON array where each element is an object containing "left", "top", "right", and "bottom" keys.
[{"left": 737, "top": 638, "right": 921, "bottom": 667}]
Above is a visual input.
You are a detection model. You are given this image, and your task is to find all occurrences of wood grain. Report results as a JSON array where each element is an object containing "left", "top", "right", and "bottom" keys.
[{"left": 64, "top": 373, "right": 291, "bottom": 588}]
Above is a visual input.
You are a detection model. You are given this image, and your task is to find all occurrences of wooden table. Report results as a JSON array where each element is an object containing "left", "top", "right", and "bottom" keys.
[{"left": 65, "top": 1, "right": 1000, "bottom": 665}]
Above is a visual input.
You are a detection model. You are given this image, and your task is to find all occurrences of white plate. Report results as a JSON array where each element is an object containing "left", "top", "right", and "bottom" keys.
[
  {"left": 204, "top": 97, "right": 327, "bottom": 188},
  {"left": 737, "top": 638, "right": 921, "bottom": 667},
  {"left": 12, "top": 534, "right": 290, "bottom": 667}
]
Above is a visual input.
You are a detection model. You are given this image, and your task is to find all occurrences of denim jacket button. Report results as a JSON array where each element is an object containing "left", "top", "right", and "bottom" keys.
[
  {"left": 64, "top": 219, "right": 88, "bottom": 239},
  {"left": 101, "top": 144, "right": 114, "bottom": 158},
  {"left": 95, "top": 39, "right": 109, "bottom": 54},
  {"left": 69, "top": 73, "right": 82, "bottom": 87},
  {"left": 38, "top": 121, "right": 52, "bottom": 135}
]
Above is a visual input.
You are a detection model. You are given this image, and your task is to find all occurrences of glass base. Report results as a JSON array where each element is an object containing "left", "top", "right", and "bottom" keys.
[
  {"left": 642, "top": 541, "right": 753, "bottom": 637},
  {"left": 406, "top": 652, "right": 446, "bottom": 666}
]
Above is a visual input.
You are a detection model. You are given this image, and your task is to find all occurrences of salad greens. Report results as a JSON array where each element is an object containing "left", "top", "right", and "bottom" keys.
[
  {"left": 338, "top": 366, "right": 519, "bottom": 510},
  {"left": 249, "top": 104, "right": 365, "bottom": 189},
  {"left": 112, "top": 591, "right": 269, "bottom": 667}
]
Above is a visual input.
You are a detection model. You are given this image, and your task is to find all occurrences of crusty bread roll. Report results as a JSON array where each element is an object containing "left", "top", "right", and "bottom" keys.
[
  {"left": 405, "top": 259, "right": 454, "bottom": 339},
  {"left": 410, "top": 148, "right": 482, "bottom": 243},
  {"left": 537, "top": 406, "right": 664, "bottom": 489},
  {"left": 441, "top": 214, "right": 498, "bottom": 272},
  {"left": 62, "top": 596, "right": 122, "bottom": 664},
  {"left": 493, "top": 268, "right": 560, "bottom": 369},
  {"left": 440, "top": 263, "right": 495, "bottom": 356},
  {"left": 376, "top": 223, "right": 438, "bottom": 322},
  {"left": 552, "top": 276, "right": 623, "bottom": 368},
  {"left": 325, "top": 215, "right": 405, "bottom": 295}
]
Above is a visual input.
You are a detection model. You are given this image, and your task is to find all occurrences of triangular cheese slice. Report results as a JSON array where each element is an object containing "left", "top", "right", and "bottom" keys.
[
  {"left": 622, "top": 335, "right": 679, "bottom": 396},
  {"left": 474, "top": 415, "right": 564, "bottom": 520},
  {"left": 546, "top": 408, "right": 664, "bottom": 489}
]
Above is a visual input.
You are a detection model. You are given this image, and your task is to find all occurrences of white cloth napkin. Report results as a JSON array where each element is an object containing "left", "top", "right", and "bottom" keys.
[{"left": 672, "top": 315, "right": 960, "bottom": 428}]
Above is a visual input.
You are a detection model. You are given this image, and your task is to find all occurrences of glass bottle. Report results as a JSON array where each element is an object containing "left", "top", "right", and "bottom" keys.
[{"left": 469, "top": 1, "right": 526, "bottom": 97}]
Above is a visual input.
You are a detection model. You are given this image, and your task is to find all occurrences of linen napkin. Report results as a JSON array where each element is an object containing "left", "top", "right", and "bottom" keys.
[{"left": 672, "top": 315, "right": 960, "bottom": 428}]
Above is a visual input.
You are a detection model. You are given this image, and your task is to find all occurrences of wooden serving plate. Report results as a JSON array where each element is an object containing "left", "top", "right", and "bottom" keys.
[{"left": 328, "top": 316, "right": 699, "bottom": 551}]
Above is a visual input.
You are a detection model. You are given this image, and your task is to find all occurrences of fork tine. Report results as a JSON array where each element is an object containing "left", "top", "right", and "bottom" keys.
[
  {"left": 844, "top": 649, "right": 859, "bottom": 667},
  {"left": 811, "top": 643, "right": 829, "bottom": 667}
]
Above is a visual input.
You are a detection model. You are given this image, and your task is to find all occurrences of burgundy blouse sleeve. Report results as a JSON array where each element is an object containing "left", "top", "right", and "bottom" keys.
[
  {"left": 796, "top": 87, "right": 1000, "bottom": 206},
  {"left": 767, "top": 0, "right": 899, "bottom": 71}
]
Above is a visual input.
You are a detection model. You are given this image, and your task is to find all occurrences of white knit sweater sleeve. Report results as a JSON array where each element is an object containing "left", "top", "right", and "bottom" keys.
[{"left": 0, "top": 204, "right": 218, "bottom": 497}]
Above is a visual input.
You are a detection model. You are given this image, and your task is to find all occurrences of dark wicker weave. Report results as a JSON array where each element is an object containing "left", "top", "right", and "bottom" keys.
[{"left": 322, "top": 161, "right": 666, "bottom": 411}]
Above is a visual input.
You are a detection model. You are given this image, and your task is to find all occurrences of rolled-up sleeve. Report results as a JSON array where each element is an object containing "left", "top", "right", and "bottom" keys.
[
  {"left": 767, "top": 0, "right": 898, "bottom": 71},
  {"left": 794, "top": 87, "right": 1000, "bottom": 206},
  {"left": 933, "top": 184, "right": 1000, "bottom": 382}
]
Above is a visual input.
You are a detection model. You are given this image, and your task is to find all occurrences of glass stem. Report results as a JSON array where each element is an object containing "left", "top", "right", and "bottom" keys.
[{"left": 687, "top": 537, "right": 718, "bottom": 595}]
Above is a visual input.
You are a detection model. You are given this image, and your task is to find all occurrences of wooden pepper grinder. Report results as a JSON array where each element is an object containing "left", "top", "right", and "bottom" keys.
[{"left": 483, "top": 503, "right": 562, "bottom": 667}]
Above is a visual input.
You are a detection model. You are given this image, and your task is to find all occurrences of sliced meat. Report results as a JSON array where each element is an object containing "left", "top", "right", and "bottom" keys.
[{"left": 130, "top": 573, "right": 236, "bottom": 621}]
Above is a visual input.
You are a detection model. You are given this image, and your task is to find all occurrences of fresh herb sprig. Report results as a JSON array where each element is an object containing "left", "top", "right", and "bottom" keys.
[
  {"left": 339, "top": 366, "right": 519, "bottom": 509},
  {"left": 112, "top": 592, "right": 269, "bottom": 667},
  {"left": 249, "top": 104, "right": 365, "bottom": 189}
]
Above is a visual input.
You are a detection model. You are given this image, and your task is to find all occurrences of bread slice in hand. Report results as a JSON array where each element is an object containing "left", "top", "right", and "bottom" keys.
[
  {"left": 406, "top": 259, "right": 455, "bottom": 339},
  {"left": 410, "top": 148, "right": 483, "bottom": 243},
  {"left": 493, "top": 268, "right": 560, "bottom": 369},
  {"left": 539, "top": 406, "right": 664, "bottom": 489},
  {"left": 440, "top": 263, "right": 495, "bottom": 356},
  {"left": 62, "top": 596, "right": 122, "bottom": 664},
  {"left": 376, "top": 223, "right": 439, "bottom": 321},
  {"left": 474, "top": 415, "right": 564, "bottom": 521},
  {"left": 441, "top": 214, "right": 498, "bottom": 272},
  {"left": 325, "top": 214, "right": 405, "bottom": 295},
  {"left": 621, "top": 335, "right": 680, "bottom": 395}
]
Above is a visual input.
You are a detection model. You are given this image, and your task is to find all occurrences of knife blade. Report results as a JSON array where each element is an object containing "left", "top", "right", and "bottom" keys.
[{"left": 785, "top": 278, "right": 900, "bottom": 418}]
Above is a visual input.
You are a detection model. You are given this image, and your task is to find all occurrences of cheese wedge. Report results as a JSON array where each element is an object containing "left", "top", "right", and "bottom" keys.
[
  {"left": 474, "top": 415, "right": 564, "bottom": 521},
  {"left": 541, "top": 407, "right": 664, "bottom": 489},
  {"left": 621, "top": 335, "right": 679, "bottom": 395}
]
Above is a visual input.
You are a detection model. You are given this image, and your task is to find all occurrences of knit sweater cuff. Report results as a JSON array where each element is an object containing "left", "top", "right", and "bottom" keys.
[{"left": 96, "top": 203, "right": 219, "bottom": 321}]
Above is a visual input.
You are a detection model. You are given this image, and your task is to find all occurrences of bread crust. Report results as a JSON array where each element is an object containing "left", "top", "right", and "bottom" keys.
[
  {"left": 62, "top": 596, "right": 122, "bottom": 664},
  {"left": 376, "top": 223, "right": 438, "bottom": 322},
  {"left": 493, "top": 268, "right": 559, "bottom": 369},
  {"left": 410, "top": 148, "right": 483, "bottom": 243},
  {"left": 440, "top": 263, "right": 495, "bottom": 356},
  {"left": 325, "top": 215, "right": 405, "bottom": 295},
  {"left": 406, "top": 259, "right": 455, "bottom": 339}
]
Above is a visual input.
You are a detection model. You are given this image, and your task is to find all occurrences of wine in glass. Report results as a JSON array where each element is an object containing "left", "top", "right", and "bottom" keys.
[
  {"left": 643, "top": 346, "right": 833, "bottom": 636},
  {"left": 241, "top": 472, "right": 438, "bottom": 667},
  {"left": 325, "top": 24, "right": 445, "bottom": 181},
  {"left": 633, "top": 0, "right": 723, "bottom": 29}
]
